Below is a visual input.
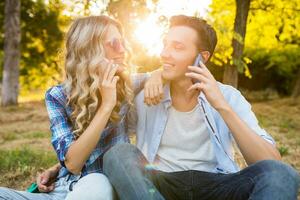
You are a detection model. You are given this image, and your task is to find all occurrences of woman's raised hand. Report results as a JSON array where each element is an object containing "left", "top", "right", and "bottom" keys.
[{"left": 99, "top": 61, "right": 120, "bottom": 111}]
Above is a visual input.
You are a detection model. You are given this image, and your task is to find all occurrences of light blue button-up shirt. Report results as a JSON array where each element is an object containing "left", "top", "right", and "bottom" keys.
[{"left": 134, "top": 82, "right": 276, "bottom": 174}]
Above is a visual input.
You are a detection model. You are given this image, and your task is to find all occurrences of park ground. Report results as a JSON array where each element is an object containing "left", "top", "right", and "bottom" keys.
[{"left": 0, "top": 94, "right": 299, "bottom": 198}]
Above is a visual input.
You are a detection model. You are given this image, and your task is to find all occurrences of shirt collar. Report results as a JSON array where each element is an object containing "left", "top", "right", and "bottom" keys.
[
  {"left": 198, "top": 91, "right": 208, "bottom": 103},
  {"left": 162, "top": 83, "right": 208, "bottom": 109}
]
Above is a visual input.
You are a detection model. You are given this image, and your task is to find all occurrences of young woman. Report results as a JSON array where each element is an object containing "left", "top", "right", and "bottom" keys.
[{"left": 0, "top": 15, "right": 163, "bottom": 200}]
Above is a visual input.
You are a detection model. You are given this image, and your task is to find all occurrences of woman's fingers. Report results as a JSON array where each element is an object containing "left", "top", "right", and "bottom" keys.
[
  {"left": 144, "top": 87, "right": 150, "bottom": 105},
  {"left": 101, "top": 61, "right": 120, "bottom": 90},
  {"left": 112, "top": 76, "right": 120, "bottom": 85},
  {"left": 103, "top": 61, "right": 118, "bottom": 82},
  {"left": 158, "top": 84, "right": 164, "bottom": 99},
  {"left": 48, "top": 183, "right": 55, "bottom": 191},
  {"left": 149, "top": 86, "right": 154, "bottom": 105},
  {"left": 153, "top": 85, "right": 162, "bottom": 105},
  {"left": 103, "top": 61, "right": 113, "bottom": 81},
  {"left": 144, "top": 84, "right": 164, "bottom": 106},
  {"left": 150, "top": 85, "right": 159, "bottom": 105},
  {"left": 107, "top": 63, "right": 118, "bottom": 83},
  {"left": 145, "top": 84, "right": 154, "bottom": 106},
  {"left": 37, "top": 173, "right": 48, "bottom": 192}
]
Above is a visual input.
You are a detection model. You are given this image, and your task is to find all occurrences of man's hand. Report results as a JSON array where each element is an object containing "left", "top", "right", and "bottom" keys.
[
  {"left": 36, "top": 164, "right": 60, "bottom": 193},
  {"left": 144, "top": 69, "right": 164, "bottom": 106},
  {"left": 185, "top": 61, "right": 229, "bottom": 111}
]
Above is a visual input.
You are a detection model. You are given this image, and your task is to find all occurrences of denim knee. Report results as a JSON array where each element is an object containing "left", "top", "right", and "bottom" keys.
[
  {"left": 254, "top": 160, "right": 300, "bottom": 187},
  {"left": 104, "top": 144, "right": 137, "bottom": 168}
]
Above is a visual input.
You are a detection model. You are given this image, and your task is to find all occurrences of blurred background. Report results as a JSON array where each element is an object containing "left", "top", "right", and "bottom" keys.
[{"left": 0, "top": 0, "right": 299, "bottom": 196}]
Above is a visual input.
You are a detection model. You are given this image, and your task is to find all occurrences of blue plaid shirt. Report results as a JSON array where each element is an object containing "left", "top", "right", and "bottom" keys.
[{"left": 45, "top": 73, "right": 150, "bottom": 178}]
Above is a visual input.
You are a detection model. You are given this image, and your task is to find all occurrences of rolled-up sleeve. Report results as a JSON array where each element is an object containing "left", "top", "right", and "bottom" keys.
[
  {"left": 45, "top": 89, "right": 75, "bottom": 167},
  {"left": 229, "top": 89, "right": 276, "bottom": 146}
]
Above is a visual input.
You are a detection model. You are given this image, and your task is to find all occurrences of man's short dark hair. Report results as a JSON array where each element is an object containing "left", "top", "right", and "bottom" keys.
[{"left": 170, "top": 15, "right": 217, "bottom": 58}]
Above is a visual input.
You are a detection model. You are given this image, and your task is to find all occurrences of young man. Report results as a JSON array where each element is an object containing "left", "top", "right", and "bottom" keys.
[{"left": 103, "top": 15, "right": 300, "bottom": 200}]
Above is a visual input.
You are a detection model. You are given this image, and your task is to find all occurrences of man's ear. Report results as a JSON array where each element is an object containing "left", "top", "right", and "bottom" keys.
[{"left": 201, "top": 51, "right": 210, "bottom": 63}]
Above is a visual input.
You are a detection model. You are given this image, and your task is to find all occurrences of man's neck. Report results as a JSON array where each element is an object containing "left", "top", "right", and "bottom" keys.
[{"left": 170, "top": 78, "right": 200, "bottom": 112}]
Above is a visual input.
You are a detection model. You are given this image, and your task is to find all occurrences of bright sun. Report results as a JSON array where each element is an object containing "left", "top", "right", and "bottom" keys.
[
  {"left": 133, "top": 0, "right": 212, "bottom": 56},
  {"left": 63, "top": 0, "right": 212, "bottom": 56},
  {"left": 134, "top": 16, "right": 165, "bottom": 56}
]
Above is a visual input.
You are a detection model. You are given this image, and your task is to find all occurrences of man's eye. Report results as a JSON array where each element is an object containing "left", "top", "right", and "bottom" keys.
[{"left": 174, "top": 45, "right": 183, "bottom": 50}]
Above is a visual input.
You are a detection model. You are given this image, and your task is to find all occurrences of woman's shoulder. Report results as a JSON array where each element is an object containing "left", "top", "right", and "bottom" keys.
[{"left": 45, "top": 84, "right": 67, "bottom": 105}]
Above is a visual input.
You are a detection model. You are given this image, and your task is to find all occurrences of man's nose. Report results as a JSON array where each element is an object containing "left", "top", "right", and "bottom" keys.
[{"left": 160, "top": 47, "right": 170, "bottom": 59}]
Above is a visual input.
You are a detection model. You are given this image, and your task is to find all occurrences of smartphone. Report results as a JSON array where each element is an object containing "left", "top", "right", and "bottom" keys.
[
  {"left": 191, "top": 54, "right": 204, "bottom": 84},
  {"left": 193, "top": 53, "right": 204, "bottom": 67}
]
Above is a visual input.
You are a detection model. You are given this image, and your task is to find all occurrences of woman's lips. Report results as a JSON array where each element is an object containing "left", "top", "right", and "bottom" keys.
[{"left": 113, "top": 57, "right": 125, "bottom": 64}]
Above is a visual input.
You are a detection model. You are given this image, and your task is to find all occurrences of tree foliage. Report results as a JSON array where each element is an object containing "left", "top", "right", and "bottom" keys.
[
  {"left": 0, "top": 0, "right": 68, "bottom": 93},
  {"left": 209, "top": 0, "right": 300, "bottom": 93},
  {"left": 1, "top": 0, "right": 298, "bottom": 96}
]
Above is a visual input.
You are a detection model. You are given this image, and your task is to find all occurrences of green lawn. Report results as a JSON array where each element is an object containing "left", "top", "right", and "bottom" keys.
[{"left": 0, "top": 97, "right": 299, "bottom": 198}]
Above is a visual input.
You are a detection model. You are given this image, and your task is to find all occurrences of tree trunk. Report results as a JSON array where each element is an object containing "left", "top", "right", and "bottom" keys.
[
  {"left": 223, "top": 0, "right": 250, "bottom": 88},
  {"left": 1, "top": 0, "right": 21, "bottom": 106},
  {"left": 292, "top": 68, "right": 300, "bottom": 98}
]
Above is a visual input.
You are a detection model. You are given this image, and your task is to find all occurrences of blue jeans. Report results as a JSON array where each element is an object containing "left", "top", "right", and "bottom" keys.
[
  {"left": 0, "top": 175, "right": 74, "bottom": 200},
  {"left": 0, "top": 173, "right": 114, "bottom": 200},
  {"left": 103, "top": 144, "right": 300, "bottom": 200}
]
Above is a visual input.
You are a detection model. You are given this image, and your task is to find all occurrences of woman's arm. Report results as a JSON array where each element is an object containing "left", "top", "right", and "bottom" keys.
[
  {"left": 131, "top": 68, "right": 164, "bottom": 105},
  {"left": 64, "top": 106, "right": 113, "bottom": 174},
  {"left": 64, "top": 63, "right": 119, "bottom": 174}
]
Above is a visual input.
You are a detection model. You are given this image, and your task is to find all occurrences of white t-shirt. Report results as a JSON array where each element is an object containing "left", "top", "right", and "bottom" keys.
[{"left": 155, "top": 104, "right": 217, "bottom": 172}]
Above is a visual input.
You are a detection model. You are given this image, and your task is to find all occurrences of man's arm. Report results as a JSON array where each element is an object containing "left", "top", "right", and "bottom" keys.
[
  {"left": 186, "top": 63, "right": 281, "bottom": 165},
  {"left": 216, "top": 101, "right": 281, "bottom": 165}
]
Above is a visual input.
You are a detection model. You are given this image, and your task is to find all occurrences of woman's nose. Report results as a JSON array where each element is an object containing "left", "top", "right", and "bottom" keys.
[{"left": 118, "top": 42, "right": 125, "bottom": 53}]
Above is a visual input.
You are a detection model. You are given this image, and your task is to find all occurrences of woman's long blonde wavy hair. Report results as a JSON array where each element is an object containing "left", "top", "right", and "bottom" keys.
[{"left": 63, "top": 16, "right": 134, "bottom": 138}]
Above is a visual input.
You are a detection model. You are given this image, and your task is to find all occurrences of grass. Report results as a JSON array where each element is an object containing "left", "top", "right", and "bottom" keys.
[
  {"left": 251, "top": 97, "right": 300, "bottom": 172},
  {"left": 0, "top": 148, "right": 57, "bottom": 172},
  {"left": 0, "top": 148, "right": 57, "bottom": 189},
  {"left": 0, "top": 101, "right": 54, "bottom": 190},
  {"left": 1, "top": 132, "right": 18, "bottom": 142},
  {"left": 1, "top": 131, "right": 48, "bottom": 142},
  {"left": 0, "top": 97, "right": 299, "bottom": 198}
]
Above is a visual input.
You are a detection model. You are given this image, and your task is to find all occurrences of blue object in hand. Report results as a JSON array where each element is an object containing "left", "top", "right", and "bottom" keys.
[{"left": 192, "top": 54, "right": 204, "bottom": 84}]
